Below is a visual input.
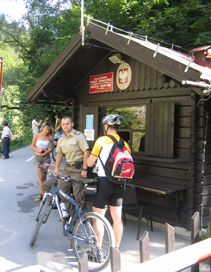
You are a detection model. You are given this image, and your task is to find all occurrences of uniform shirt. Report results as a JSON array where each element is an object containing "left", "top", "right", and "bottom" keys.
[
  {"left": 1, "top": 126, "right": 12, "bottom": 140},
  {"left": 56, "top": 128, "right": 89, "bottom": 164},
  {"left": 32, "top": 119, "right": 40, "bottom": 134},
  {"left": 91, "top": 133, "right": 131, "bottom": 177}
]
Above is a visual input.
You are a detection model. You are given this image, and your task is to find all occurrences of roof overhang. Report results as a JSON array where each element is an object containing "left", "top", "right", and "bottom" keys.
[
  {"left": 27, "top": 22, "right": 211, "bottom": 105},
  {"left": 27, "top": 30, "right": 114, "bottom": 105}
]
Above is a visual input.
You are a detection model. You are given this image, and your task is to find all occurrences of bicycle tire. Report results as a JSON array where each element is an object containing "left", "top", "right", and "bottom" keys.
[
  {"left": 72, "top": 212, "right": 115, "bottom": 272},
  {"left": 30, "top": 195, "right": 52, "bottom": 246},
  {"left": 52, "top": 144, "right": 56, "bottom": 162}
]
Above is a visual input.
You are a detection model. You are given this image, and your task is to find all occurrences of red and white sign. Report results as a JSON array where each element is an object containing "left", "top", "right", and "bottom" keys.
[
  {"left": 116, "top": 63, "right": 132, "bottom": 90},
  {"left": 89, "top": 72, "right": 113, "bottom": 93}
]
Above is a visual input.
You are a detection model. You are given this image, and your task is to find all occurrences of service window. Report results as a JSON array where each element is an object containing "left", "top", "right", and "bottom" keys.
[
  {"left": 106, "top": 106, "right": 146, "bottom": 153},
  {"left": 106, "top": 101, "right": 175, "bottom": 158}
]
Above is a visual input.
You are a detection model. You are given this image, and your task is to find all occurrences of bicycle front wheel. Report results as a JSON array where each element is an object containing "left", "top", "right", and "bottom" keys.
[
  {"left": 72, "top": 212, "right": 115, "bottom": 272},
  {"left": 30, "top": 194, "right": 52, "bottom": 246},
  {"left": 52, "top": 143, "right": 56, "bottom": 162}
]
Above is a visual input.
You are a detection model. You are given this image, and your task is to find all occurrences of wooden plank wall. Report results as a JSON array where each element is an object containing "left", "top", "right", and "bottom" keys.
[
  {"left": 197, "top": 98, "right": 211, "bottom": 227},
  {"left": 145, "top": 102, "right": 175, "bottom": 158},
  {"left": 135, "top": 95, "right": 191, "bottom": 227},
  {"left": 74, "top": 56, "right": 205, "bottom": 228}
]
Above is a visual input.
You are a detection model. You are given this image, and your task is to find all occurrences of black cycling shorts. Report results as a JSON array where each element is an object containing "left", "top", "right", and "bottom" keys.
[{"left": 93, "top": 177, "right": 124, "bottom": 209}]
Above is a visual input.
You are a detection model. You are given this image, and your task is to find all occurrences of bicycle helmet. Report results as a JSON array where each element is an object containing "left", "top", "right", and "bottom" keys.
[{"left": 102, "top": 114, "right": 122, "bottom": 127}]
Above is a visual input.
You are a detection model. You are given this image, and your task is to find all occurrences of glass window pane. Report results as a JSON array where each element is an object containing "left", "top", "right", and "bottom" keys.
[
  {"left": 133, "top": 132, "right": 145, "bottom": 152},
  {"left": 106, "top": 106, "right": 146, "bottom": 130}
]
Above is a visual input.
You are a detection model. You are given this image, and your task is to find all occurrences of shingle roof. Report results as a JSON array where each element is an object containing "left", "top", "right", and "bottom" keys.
[{"left": 27, "top": 21, "right": 211, "bottom": 105}]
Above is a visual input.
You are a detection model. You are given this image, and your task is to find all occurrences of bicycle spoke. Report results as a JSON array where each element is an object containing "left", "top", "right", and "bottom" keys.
[{"left": 72, "top": 212, "right": 115, "bottom": 272}]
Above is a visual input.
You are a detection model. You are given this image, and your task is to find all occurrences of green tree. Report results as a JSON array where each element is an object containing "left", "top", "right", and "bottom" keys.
[
  {"left": 84, "top": 0, "right": 167, "bottom": 31},
  {"left": 142, "top": 0, "right": 211, "bottom": 50},
  {"left": 21, "top": 0, "right": 81, "bottom": 77},
  {"left": 84, "top": 0, "right": 210, "bottom": 51}
]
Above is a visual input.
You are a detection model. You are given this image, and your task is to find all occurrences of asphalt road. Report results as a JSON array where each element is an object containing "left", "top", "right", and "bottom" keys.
[
  {"left": 0, "top": 145, "right": 78, "bottom": 272},
  {"left": 0, "top": 146, "right": 209, "bottom": 272}
]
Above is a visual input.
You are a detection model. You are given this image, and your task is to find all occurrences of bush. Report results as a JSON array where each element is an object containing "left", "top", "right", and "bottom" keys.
[
  {"left": 10, "top": 136, "right": 32, "bottom": 151},
  {"left": 200, "top": 223, "right": 210, "bottom": 240}
]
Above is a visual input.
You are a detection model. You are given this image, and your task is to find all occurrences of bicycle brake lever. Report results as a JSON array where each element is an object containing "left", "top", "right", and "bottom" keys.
[{"left": 62, "top": 176, "right": 80, "bottom": 184}]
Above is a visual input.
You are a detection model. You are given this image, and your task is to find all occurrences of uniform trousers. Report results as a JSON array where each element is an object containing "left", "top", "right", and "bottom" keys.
[{"left": 44, "top": 164, "right": 84, "bottom": 215}]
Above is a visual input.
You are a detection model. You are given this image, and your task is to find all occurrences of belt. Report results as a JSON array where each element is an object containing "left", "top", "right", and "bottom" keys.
[
  {"left": 67, "top": 163, "right": 76, "bottom": 167},
  {"left": 67, "top": 161, "right": 83, "bottom": 167}
]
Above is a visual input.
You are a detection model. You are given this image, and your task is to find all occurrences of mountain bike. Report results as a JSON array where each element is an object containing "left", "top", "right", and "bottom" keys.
[{"left": 30, "top": 164, "right": 115, "bottom": 272}]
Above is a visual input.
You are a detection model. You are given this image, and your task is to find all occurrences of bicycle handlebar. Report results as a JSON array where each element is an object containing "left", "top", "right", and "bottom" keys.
[{"left": 38, "top": 163, "right": 80, "bottom": 184}]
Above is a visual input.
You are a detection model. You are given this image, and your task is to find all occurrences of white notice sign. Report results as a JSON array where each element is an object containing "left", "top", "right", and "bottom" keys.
[{"left": 84, "top": 129, "right": 95, "bottom": 141}]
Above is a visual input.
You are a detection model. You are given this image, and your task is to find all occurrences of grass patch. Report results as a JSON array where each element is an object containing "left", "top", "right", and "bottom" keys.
[
  {"left": 200, "top": 223, "right": 210, "bottom": 240},
  {"left": 10, "top": 136, "right": 32, "bottom": 152}
]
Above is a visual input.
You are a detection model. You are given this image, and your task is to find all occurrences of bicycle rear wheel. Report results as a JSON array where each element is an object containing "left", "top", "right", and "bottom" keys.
[
  {"left": 30, "top": 194, "right": 52, "bottom": 246},
  {"left": 72, "top": 212, "right": 115, "bottom": 272}
]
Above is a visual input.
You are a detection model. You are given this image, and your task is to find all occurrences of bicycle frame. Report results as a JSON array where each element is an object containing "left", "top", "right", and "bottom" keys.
[
  {"left": 31, "top": 167, "right": 114, "bottom": 271},
  {"left": 49, "top": 182, "right": 94, "bottom": 243}
]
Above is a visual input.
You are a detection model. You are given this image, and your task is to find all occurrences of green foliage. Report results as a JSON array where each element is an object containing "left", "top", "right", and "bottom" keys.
[
  {"left": 143, "top": 0, "right": 211, "bottom": 50},
  {"left": 200, "top": 223, "right": 210, "bottom": 240},
  {"left": 0, "top": 9, "right": 73, "bottom": 141},
  {"left": 10, "top": 136, "right": 32, "bottom": 151},
  {"left": 106, "top": 106, "right": 146, "bottom": 130},
  {"left": 84, "top": 0, "right": 210, "bottom": 51},
  {"left": 20, "top": 0, "right": 81, "bottom": 77}
]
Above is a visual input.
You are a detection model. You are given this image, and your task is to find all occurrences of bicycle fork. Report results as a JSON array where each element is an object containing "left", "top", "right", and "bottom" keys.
[
  {"left": 35, "top": 201, "right": 44, "bottom": 221},
  {"left": 43, "top": 204, "right": 52, "bottom": 223},
  {"left": 35, "top": 194, "right": 53, "bottom": 223}
]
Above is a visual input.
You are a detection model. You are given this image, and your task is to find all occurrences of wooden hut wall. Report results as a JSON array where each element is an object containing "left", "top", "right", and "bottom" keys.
[
  {"left": 73, "top": 56, "right": 204, "bottom": 228},
  {"left": 199, "top": 98, "right": 211, "bottom": 226}
]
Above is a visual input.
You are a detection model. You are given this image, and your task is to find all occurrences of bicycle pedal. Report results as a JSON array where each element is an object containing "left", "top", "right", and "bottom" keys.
[
  {"left": 51, "top": 203, "right": 57, "bottom": 209},
  {"left": 87, "top": 249, "right": 104, "bottom": 263},
  {"left": 63, "top": 221, "right": 72, "bottom": 236}
]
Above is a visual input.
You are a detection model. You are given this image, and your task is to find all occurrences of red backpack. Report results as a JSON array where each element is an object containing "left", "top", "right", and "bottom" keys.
[{"left": 99, "top": 135, "right": 135, "bottom": 184}]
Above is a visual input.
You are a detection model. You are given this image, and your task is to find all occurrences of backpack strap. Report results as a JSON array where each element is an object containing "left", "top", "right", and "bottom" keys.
[
  {"left": 98, "top": 135, "right": 120, "bottom": 170},
  {"left": 107, "top": 135, "right": 124, "bottom": 148},
  {"left": 107, "top": 134, "right": 118, "bottom": 144}
]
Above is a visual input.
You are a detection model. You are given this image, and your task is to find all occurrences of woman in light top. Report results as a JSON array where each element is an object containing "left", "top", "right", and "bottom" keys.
[{"left": 31, "top": 122, "right": 54, "bottom": 202}]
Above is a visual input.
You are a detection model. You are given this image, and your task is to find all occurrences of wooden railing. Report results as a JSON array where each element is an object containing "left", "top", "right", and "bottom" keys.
[{"left": 138, "top": 237, "right": 211, "bottom": 272}]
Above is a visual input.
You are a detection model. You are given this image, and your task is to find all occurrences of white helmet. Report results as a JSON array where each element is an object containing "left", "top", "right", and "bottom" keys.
[{"left": 102, "top": 114, "right": 122, "bottom": 127}]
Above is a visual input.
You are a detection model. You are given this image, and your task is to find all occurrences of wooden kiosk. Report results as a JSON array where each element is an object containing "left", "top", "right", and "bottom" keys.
[{"left": 27, "top": 21, "right": 211, "bottom": 229}]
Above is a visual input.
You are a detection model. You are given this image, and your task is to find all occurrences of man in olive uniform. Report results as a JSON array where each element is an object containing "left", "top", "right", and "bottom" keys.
[{"left": 53, "top": 116, "right": 90, "bottom": 211}]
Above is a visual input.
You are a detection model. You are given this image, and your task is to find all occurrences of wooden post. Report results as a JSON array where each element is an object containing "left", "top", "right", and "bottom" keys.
[
  {"left": 138, "top": 238, "right": 211, "bottom": 271},
  {"left": 210, "top": 207, "right": 211, "bottom": 238},
  {"left": 191, "top": 211, "right": 200, "bottom": 243},
  {"left": 78, "top": 253, "right": 88, "bottom": 272},
  {"left": 165, "top": 223, "right": 175, "bottom": 253},
  {"left": 139, "top": 231, "right": 150, "bottom": 263},
  {"left": 110, "top": 246, "right": 121, "bottom": 272},
  {"left": 191, "top": 211, "right": 200, "bottom": 272}
]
